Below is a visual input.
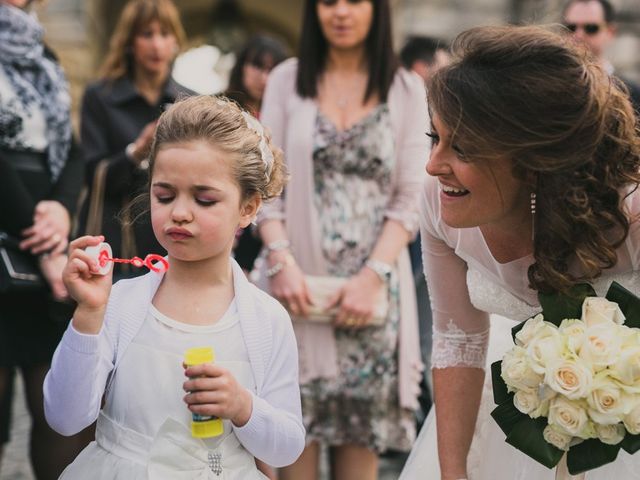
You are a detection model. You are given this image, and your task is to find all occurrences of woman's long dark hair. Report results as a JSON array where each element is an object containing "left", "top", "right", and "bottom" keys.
[
  {"left": 225, "top": 34, "right": 288, "bottom": 109},
  {"left": 296, "top": 0, "right": 398, "bottom": 103}
]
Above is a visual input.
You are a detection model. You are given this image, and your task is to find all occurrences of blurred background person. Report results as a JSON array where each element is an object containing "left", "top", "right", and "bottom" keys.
[
  {"left": 257, "top": 0, "right": 428, "bottom": 478},
  {"left": 399, "top": 36, "right": 450, "bottom": 84},
  {"left": 0, "top": 0, "right": 90, "bottom": 477},
  {"left": 225, "top": 34, "right": 288, "bottom": 275},
  {"left": 224, "top": 34, "right": 288, "bottom": 117},
  {"left": 77, "top": 0, "right": 192, "bottom": 280},
  {"left": 562, "top": 0, "right": 640, "bottom": 111}
]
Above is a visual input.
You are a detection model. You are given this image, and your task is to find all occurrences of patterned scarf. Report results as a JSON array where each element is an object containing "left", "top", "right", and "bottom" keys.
[{"left": 0, "top": 4, "right": 71, "bottom": 182}]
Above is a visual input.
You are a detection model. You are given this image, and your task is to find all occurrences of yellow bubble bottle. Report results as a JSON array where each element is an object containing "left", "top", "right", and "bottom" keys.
[{"left": 184, "top": 346, "right": 224, "bottom": 438}]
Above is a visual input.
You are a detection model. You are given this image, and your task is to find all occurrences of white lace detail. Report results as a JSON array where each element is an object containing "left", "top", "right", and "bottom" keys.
[
  {"left": 431, "top": 319, "right": 490, "bottom": 370},
  {"left": 467, "top": 268, "right": 539, "bottom": 322},
  {"left": 467, "top": 268, "right": 640, "bottom": 322}
]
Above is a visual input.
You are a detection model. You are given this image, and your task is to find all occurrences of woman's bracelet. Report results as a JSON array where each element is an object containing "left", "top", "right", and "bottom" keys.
[
  {"left": 265, "top": 252, "right": 295, "bottom": 278},
  {"left": 266, "top": 239, "right": 291, "bottom": 254},
  {"left": 364, "top": 258, "right": 393, "bottom": 282}
]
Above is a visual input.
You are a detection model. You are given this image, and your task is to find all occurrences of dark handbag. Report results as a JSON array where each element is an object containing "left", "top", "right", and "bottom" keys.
[{"left": 0, "top": 231, "right": 45, "bottom": 292}]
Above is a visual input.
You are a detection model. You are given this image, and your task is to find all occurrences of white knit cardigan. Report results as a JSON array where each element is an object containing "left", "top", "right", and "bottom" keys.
[{"left": 43, "top": 259, "right": 305, "bottom": 468}]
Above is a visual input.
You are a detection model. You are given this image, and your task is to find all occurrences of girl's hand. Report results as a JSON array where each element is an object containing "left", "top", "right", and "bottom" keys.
[
  {"left": 183, "top": 364, "right": 253, "bottom": 427},
  {"left": 328, "top": 267, "right": 385, "bottom": 329},
  {"left": 267, "top": 252, "right": 313, "bottom": 317},
  {"left": 63, "top": 235, "right": 113, "bottom": 310}
]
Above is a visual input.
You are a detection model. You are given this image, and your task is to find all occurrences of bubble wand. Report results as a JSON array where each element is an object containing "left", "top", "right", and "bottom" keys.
[{"left": 84, "top": 242, "right": 169, "bottom": 275}]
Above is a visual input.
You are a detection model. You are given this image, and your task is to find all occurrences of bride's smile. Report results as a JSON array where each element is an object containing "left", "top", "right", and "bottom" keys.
[{"left": 426, "top": 113, "right": 530, "bottom": 231}]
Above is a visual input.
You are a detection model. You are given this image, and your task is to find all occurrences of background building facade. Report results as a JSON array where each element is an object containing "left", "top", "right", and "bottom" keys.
[{"left": 38, "top": 0, "right": 640, "bottom": 127}]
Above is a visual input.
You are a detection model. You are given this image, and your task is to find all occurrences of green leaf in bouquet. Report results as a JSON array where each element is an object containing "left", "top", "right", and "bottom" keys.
[
  {"left": 505, "top": 417, "right": 564, "bottom": 469},
  {"left": 490, "top": 399, "right": 524, "bottom": 436},
  {"left": 538, "top": 283, "right": 596, "bottom": 326},
  {"left": 621, "top": 432, "right": 640, "bottom": 454},
  {"left": 606, "top": 281, "right": 640, "bottom": 329},
  {"left": 491, "top": 360, "right": 511, "bottom": 405},
  {"left": 511, "top": 320, "right": 526, "bottom": 343},
  {"left": 566, "top": 438, "right": 620, "bottom": 475}
]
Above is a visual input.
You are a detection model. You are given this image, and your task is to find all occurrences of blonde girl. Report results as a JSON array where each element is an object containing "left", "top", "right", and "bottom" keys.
[{"left": 44, "top": 96, "right": 304, "bottom": 479}]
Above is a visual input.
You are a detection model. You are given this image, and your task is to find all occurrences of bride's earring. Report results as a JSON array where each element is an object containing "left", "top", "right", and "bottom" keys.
[{"left": 530, "top": 192, "right": 536, "bottom": 240}]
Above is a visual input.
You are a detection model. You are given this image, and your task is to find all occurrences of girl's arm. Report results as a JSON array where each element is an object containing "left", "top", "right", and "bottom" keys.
[
  {"left": 44, "top": 235, "right": 116, "bottom": 436},
  {"left": 232, "top": 302, "right": 305, "bottom": 467},
  {"left": 420, "top": 184, "right": 490, "bottom": 479}
]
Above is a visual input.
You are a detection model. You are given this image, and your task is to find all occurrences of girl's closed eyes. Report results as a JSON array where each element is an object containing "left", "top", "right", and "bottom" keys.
[{"left": 151, "top": 185, "right": 220, "bottom": 207}]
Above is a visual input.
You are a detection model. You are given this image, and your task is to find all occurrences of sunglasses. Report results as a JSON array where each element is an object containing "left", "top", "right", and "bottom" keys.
[{"left": 564, "top": 23, "right": 603, "bottom": 35}]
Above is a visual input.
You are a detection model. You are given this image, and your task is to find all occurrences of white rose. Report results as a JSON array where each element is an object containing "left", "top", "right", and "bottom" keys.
[
  {"left": 548, "top": 396, "right": 589, "bottom": 437},
  {"left": 501, "top": 346, "right": 543, "bottom": 392},
  {"left": 623, "top": 402, "right": 640, "bottom": 434},
  {"left": 514, "top": 390, "right": 544, "bottom": 417},
  {"left": 587, "top": 374, "right": 632, "bottom": 425},
  {"left": 611, "top": 344, "right": 640, "bottom": 388},
  {"left": 515, "top": 314, "right": 546, "bottom": 347},
  {"left": 595, "top": 423, "right": 626, "bottom": 445},
  {"left": 582, "top": 297, "right": 625, "bottom": 327},
  {"left": 559, "top": 319, "right": 587, "bottom": 355},
  {"left": 527, "top": 327, "right": 564, "bottom": 374},
  {"left": 543, "top": 424, "right": 572, "bottom": 451},
  {"left": 619, "top": 325, "right": 640, "bottom": 349},
  {"left": 545, "top": 358, "right": 593, "bottom": 400},
  {"left": 579, "top": 323, "right": 623, "bottom": 370}
]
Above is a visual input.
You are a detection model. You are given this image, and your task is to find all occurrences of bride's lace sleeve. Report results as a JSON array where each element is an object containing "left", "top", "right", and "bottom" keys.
[{"left": 420, "top": 185, "right": 490, "bottom": 370}]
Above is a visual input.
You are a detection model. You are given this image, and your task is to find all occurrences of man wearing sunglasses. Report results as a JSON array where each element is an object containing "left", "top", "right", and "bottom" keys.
[{"left": 562, "top": 0, "right": 639, "bottom": 113}]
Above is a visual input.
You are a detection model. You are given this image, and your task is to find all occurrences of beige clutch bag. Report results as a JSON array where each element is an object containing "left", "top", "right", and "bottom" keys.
[{"left": 290, "top": 275, "right": 388, "bottom": 326}]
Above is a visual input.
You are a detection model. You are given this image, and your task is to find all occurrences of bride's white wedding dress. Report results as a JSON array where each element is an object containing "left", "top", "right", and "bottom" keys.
[{"left": 400, "top": 178, "right": 640, "bottom": 480}]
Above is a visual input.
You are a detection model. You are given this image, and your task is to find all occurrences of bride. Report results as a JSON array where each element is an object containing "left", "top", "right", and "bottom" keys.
[{"left": 400, "top": 25, "right": 640, "bottom": 480}]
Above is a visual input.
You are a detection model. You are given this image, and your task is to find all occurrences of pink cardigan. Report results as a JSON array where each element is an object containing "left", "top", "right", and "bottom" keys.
[{"left": 258, "top": 58, "right": 428, "bottom": 410}]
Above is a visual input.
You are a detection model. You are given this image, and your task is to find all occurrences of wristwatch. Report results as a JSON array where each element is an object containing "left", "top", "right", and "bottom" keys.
[{"left": 364, "top": 259, "right": 392, "bottom": 282}]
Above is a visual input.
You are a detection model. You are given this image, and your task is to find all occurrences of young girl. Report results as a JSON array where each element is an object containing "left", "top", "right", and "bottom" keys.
[{"left": 43, "top": 95, "right": 305, "bottom": 479}]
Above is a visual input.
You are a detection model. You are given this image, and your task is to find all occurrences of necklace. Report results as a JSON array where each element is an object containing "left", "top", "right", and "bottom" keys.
[{"left": 325, "top": 72, "right": 366, "bottom": 110}]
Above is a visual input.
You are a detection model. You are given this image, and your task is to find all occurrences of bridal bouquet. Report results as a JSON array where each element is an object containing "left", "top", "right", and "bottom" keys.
[{"left": 491, "top": 282, "right": 640, "bottom": 475}]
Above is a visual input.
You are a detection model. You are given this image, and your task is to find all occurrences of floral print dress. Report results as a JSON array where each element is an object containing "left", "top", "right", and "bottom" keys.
[{"left": 300, "top": 104, "right": 415, "bottom": 452}]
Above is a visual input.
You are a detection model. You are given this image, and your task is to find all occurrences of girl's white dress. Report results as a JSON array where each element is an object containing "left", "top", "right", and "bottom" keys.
[
  {"left": 400, "top": 177, "right": 640, "bottom": 479},
  {"left": 60, "top": 301, "right": 267, "bottom": 480}
]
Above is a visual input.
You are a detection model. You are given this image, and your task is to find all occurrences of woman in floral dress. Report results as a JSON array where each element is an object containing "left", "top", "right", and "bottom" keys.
[{"left": 256, "top": 0, "right": 429, "bottom": 478}]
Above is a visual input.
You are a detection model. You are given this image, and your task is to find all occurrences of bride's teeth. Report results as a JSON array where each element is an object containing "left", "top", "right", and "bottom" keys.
[{"left": 441, "top": 184, "right": 468, "bottom": 194}]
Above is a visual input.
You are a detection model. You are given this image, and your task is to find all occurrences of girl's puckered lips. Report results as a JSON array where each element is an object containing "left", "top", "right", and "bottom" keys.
[{"left": 165, "top": 227, "right": 194, "bottom": 240}]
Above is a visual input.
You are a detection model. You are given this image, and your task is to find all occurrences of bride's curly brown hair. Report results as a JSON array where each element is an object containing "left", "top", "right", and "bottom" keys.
[{"left": 428, "top": 25, "right": 640, "bottom": 294}]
